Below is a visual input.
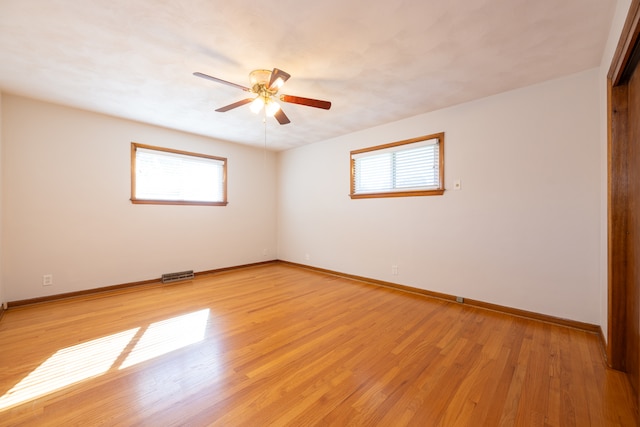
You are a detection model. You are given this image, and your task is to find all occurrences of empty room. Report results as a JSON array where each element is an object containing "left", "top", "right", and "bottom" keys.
[{"left": 0, "top": 0, "right": 639, "bottom": 425}]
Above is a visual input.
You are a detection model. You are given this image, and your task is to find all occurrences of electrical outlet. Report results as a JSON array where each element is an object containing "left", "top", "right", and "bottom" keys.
[
  {"left": 42, "top": 274, "right": 53, "bottom": 286},
  {"left": 456, "top": 296, "right": 464, "bottom": 303},
  {"left": 262, "top": 248, "right": 268, "bottom": 256},
  {"left": 392, "top": 265, "right": 399, "bottom": 275},
  {"left": 304, "top": 253, "right": 310, "bottom": 261}
]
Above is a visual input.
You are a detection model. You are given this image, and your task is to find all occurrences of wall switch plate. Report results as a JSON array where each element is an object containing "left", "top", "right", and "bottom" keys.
[
  {"left": 43, "top": 274, "right": 53, "bottom": 286},
  {"left": 454, "top": 179, "right": 462, "bottom": 190}
]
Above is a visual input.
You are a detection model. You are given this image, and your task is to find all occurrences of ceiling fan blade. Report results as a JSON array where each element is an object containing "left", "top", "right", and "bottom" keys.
[
  {"left": 274, "top": 109, "right": 291, "bottom": 125},
  {"left": 215, "top": 98, "right": 254, "bottom": 112},
  {"left": 280, "top": 94, "right": 331, "bottom": 110},
  {"left": 268, "top": 68, "right": 291, "bottom": 90},
  {"left": 193, "top": 72, "right": 250, "bottom": 92}
]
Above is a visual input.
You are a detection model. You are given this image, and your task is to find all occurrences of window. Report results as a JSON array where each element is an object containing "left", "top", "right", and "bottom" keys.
[
  {"left": 350, "top": 133, "right": 444, "bottom": 199},
  {"left": 131, "top": 143, "right": 227, "bottom": 206}
]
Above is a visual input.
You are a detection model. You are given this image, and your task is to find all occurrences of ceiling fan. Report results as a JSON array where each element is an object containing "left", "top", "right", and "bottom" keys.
[{"left": 193, "top": 68, "right": 331, "bottom": 125}]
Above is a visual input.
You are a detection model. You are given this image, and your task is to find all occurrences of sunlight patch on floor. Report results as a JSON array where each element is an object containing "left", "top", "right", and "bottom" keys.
[
  {"left": 0, "top": 328, "right": 140, "bottom": 411},
  {"left": 120, "top": 308, "right": 210, "bottom": 369},
  {"left": 0, "top": 308, "right": 211, "bottom": 411}
]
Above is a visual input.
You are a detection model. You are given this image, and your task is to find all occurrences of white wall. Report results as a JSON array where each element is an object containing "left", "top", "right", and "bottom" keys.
[
  {"left": 598, "top": 0, "right": 631, "bottom": 342},
  {"left": 278, "top": 68, "right": 602, "bottom": 324},
  {"left": 1, "top": 94, "right": 277, "bottom": 301}
]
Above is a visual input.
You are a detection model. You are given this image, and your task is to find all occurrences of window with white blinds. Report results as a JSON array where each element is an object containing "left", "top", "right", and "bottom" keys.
[
  {"left": 131, "top": 143, "right": 227, "bottom": 206},
  {"left": 350, "top": 133, "right": 444, "bottom": 198}
]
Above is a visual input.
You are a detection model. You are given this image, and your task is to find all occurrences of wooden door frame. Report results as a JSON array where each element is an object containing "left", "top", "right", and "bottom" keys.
[{"left": 608, "top": 0, "right": 640, "bottom": 372}]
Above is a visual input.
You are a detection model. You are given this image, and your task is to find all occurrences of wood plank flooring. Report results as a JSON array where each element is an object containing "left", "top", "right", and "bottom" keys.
[{"left": 0, "top": 263, "right": 637, "bottom": 426}]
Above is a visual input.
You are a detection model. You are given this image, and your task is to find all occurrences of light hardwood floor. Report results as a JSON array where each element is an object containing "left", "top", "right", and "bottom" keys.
[{"left": 0, "top": 263, "right": 637, "bottom": 426}]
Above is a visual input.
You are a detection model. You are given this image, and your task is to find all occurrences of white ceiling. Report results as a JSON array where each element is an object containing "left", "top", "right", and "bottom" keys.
[{"left": 0, "top": 0, "right": 617, "bottom": 151}]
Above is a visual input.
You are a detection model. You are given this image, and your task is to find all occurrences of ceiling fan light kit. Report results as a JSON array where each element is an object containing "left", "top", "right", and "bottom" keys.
[
  {"left": 264, "top": 99, "right": 281, "bottom": 117},
  {"left": 249, "top": 96, "right": 265, "bottom": 113},
  {"left": 194, "top": 68, "right": 331, "bottom": 125}
]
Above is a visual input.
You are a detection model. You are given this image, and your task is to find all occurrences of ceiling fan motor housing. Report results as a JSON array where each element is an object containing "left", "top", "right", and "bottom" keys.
[{"left": 249, "top": 69, "right": 277, "bottom": 96}]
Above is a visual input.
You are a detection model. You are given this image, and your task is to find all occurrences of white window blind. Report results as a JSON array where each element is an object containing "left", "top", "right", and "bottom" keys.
[
  {"left": 352, "top": 136, "right": 441, "bottom": 196},
  {"left": 133, "top": 145, "right": 226, "bottom": 204}
]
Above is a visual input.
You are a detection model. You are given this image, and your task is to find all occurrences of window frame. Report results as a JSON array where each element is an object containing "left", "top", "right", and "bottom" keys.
[
  {"left": 130, "top": 142, "right": 228, "bottom": 206},
  {"left": 349, "top": 132, "right": 445, "bottom": 199}
]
